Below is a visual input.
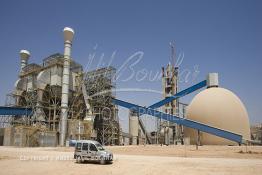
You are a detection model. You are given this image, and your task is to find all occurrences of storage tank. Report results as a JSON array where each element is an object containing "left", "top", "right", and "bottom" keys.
[
  {"left": 129, "top": 112, "right": 138, "bottom": 145},
  {"left": 184, "top": 87, "right": 251, "bottom": 145}
]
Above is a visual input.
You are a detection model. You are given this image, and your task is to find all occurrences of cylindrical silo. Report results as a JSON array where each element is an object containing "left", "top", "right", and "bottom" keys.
[{"left": 129, "top": 111, "right": 138, "bottom": 145}]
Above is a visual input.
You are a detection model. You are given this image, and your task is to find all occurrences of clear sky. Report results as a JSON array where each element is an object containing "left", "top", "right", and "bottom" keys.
[{"left": 0, "top": 0, "right": 261, "bottom": 131}]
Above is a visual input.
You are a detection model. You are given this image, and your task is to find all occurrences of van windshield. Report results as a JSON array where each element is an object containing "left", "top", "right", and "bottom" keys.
[{"left": 95, "top": 143, "right": 105, "bottom": 151}]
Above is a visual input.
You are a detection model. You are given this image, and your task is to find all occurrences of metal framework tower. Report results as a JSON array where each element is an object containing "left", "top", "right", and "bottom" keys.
[
  {"left": 157, "top": 43, "right": 180, "bottom": 145},
  {"left": 159, "top": 63, "right": 179, "bottom": 145},
  {"left": 83, "top": 67, "right": 120, "bottom": 145}
]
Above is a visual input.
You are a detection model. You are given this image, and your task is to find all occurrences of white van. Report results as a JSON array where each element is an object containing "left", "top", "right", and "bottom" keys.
[{"left": 74, "top": 140, "right": 113, "bottom": 164}]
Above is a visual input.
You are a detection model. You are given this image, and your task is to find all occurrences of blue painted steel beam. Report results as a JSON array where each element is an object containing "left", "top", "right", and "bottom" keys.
[
  {"left": 149, "top": 80, "right": 207, "bottom": 109},
  {"left": 112, "top": 98, "right": 243, "bottom": 144},
  {"left": 0, "top": 106, "right": 33, "bottom": 116}
]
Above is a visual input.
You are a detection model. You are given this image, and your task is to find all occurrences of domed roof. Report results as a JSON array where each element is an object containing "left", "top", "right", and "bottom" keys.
[{"left": 184, "top": 87, "right": 250, "bottom": 145}]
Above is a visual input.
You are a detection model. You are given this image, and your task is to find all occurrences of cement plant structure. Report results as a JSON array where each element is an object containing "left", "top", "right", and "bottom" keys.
[
  {"left": 159, "top": 63, "right": 179, "bottom": 145},
  {"left": 0, "top": 27, "right": 253, "bottom": 147},
  {"left": 128, "top": 45, "right": 187, "bottom": 146},
  {"left": 1, "top": 27, "right": 120, "bottom": 146},
  {"left": 0, "top": 31, "right": 189, "bottom": 147}
]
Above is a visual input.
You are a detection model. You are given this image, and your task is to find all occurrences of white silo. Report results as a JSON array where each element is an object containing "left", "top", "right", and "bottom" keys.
[{"left": 129, "top": 111, "right": 139, "bottom": 145}]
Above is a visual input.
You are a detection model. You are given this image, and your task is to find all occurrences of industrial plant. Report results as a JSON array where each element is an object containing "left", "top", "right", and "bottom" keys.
[
  {"left": 0, "top": 27, "right": 260, "bottom": 147},
  {"left": 1, "top": 0, "right": 262, "bottom": 174},
  {"left": 0, "top": 28, "right": 120, "bottom": 146}
]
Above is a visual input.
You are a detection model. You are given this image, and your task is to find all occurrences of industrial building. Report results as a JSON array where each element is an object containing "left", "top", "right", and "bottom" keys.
[
  {"left": 0, "top": 27, "right": 120, "bottom": 146},
  {"left": 128, "top": 46, "right": 187, "bottom": 146},
  {"left": 0, "top": 27, "right": 254, "bottom": 147},
  {"left": 159, "top": 63, "right": 179, "bottom": 145}
]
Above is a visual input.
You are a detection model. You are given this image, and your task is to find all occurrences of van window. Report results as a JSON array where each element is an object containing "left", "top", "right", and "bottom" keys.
[
  {"left": 82, "top": 143, "right": 88, "bottom": 150},
  {"left": 89, "top": 144, "right": 97, "bottom": 151},
  {"left": 76, "top": 143, "right": 81, "bottom": 151},
  {"left": 95, "top": 143, "right": 105, "bottom": 151}
]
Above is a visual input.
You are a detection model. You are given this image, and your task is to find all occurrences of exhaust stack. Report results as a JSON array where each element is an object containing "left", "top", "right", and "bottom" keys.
[
  {"left": 19, "top": 50, "right": 30, "bottom": 74},
  {"left": 207, "top": 73, "right": 219, "bottom": 88},
  {"left": 60, "top": 27, "right": 74, "bottom": 146}
]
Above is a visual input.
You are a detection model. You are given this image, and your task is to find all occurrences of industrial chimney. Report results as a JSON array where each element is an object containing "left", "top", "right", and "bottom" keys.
[
  {"left": 60, "top": 27, "right": 74, "bottom": 146},
  {"left": 19, "top": 50, "right": 30, "bottom": 74},
  {"left": 207, "top": 73, "right": 219, "bottom": 88}
]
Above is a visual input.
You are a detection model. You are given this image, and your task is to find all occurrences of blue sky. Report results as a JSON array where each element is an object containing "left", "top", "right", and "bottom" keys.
[{"left": 0, "top": 0, "right": 261, "bottom": 131}]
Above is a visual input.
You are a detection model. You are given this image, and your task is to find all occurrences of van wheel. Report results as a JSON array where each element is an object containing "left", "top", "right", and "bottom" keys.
[
  {"left": 76, "top": 156, "right": 82, "bottom": 163},
  {"left": 100, "top": 157, "right": 106, "bottom": 165}
]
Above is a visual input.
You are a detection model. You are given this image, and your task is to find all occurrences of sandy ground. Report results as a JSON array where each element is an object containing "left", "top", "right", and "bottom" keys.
[{"left": 0, "top": 145, "right": 262, "bottom": 175}]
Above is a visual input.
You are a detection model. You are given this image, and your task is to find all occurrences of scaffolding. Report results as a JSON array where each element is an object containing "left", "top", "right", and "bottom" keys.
[{"left": 84, "top": 66, "right": 120, "bottom": 145}]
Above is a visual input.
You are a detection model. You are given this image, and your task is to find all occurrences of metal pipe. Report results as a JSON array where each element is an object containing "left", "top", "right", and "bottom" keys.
[
  {"left": 60, "top": 27, "right": 74, "bottom": 146},
  {"left": 19, "top": 50, "right": 30, "bottom": 74}
]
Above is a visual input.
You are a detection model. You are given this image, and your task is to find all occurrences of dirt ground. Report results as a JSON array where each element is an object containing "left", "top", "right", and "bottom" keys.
[{"left": 0, "top": 145, "right": 262, "bottom": 175}]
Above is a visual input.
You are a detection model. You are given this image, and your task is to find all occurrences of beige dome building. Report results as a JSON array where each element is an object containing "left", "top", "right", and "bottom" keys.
[{"left": 184, "top": 87, "right": 251, "bottom": 145}]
